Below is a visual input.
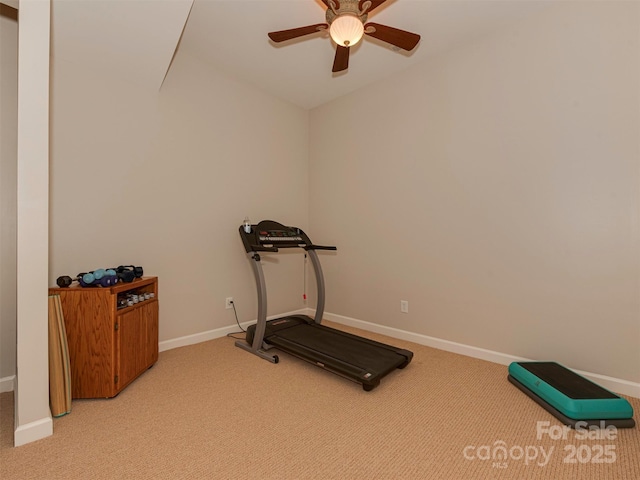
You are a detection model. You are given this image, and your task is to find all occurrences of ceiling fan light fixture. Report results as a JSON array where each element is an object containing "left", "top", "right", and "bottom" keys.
[{"left": 329, "top": 13, "right": 364, "bottom": 47}]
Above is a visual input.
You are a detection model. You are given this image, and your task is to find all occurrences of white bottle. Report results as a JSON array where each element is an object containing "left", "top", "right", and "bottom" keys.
[{"left": 243, "top": 216, "right": 251, "bottom": 233}]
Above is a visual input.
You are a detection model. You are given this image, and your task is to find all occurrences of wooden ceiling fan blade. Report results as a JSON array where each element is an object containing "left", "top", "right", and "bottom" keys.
[
  {"left": 359, "top": 0, "right": 388, "bottom": 14},
  {"left": 364, "top": 23, "right": 420, "bottom": 51},
  {"left": 268, "top": 23, "right": 328, "bottom": 43},
  {"left": 332, "top": 45, "right": 350, "bottom": 73}
]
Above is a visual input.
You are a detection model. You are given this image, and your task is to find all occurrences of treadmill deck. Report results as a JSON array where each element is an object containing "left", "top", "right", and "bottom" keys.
[{"left": 247, "top": 315, "right": 412, "bottom": 390}]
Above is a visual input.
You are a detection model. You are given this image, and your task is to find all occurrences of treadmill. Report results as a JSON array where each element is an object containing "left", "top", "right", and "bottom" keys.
[{"left": 235, "top": 220, "right": 413, "bottom": 391}]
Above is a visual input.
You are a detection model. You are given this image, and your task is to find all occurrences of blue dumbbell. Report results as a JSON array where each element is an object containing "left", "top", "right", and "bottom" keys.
[
  {"left": 102, "top": 269, "right": 118, "bottom": 286},
  {"left": 78, "top": 269, "right": 118, "bottom": 287},
  {"left": 93, "top": 268, "right": 106, "bottom": 280}
]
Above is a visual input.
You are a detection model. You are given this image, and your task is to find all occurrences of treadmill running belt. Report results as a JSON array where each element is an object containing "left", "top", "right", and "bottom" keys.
[{"left": 269, "top": 323, "right": 407, "bottom": 374}]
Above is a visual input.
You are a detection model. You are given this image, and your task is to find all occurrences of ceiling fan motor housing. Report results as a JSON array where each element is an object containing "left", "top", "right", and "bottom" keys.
[{"left": 326, "top": 0, "right": 369, "bottom": 26}]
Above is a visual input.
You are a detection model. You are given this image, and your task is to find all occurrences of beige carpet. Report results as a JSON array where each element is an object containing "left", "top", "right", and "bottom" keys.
[{"left": 1, "top": 322, "right": 639, "bottom": 479}]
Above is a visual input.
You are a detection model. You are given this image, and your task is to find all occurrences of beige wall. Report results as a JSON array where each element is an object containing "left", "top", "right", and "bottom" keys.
[
  {"left": 49, "top": 49, "right": 310, "bottom": 343},
  {"left": 309, "top": 1, "right": 640, "bottom": 383}
]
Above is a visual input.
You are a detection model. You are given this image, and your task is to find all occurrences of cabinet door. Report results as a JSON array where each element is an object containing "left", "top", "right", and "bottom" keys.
[
  {"left": 59, "top": 290, "right": 114, "bottom": 398},
  {"left": 117, "top": 308, "right": 146, "bottom": 391},
  {"left": 116, "top": 300, "right": 159, "bottom": 393},
  {"left": 144, "top": 300, "right": 159, "bottom": 365}
]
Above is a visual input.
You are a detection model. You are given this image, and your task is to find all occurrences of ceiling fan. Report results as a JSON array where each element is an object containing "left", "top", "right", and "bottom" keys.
[{"left": 268, "top": 0, "right": 421, "bottom": 73}]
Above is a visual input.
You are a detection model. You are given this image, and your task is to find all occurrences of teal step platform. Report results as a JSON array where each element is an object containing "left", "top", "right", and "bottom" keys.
[{"left": 508, "top": 361, "right": 635, "bottom": 428}]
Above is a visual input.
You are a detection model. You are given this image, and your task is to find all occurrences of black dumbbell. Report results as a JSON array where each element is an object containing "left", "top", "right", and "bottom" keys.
[
  {"left": 56, "top": 275, "right": 74, "bottom": 288},
  {"left": 115, "top": 265, "right": 144, "bottom": 283}
]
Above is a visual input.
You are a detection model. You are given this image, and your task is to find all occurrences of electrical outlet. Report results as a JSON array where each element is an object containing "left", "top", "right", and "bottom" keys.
[
  {"left": 400, "top": 300, "right": 409, "bottom": 313},
  {"left": 225, "top": 297, "right": 234, "bottom": 309}
]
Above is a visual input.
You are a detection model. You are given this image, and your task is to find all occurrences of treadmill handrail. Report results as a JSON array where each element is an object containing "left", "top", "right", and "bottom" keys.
[
  {"left": 250, "top": 244, "right": 279, "bottom": 252},
  {"left": 251, "top": 244, "right": 336, "bottom": 253},
  {"left": 305, "top": 244, "right": 337, "bottom": 251}
]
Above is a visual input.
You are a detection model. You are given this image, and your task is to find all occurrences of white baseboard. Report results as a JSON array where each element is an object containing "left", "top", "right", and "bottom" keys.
[
  {"left": 0, "top": 375, "right": 15, "bottom": 393},
  {"left": 158, "top": 309, "right": 308, "bottom": 352},
  {"left": 14, "top": 415, "right": 53, "bottom": 447},
  {"left": 159, "top": 323, "right": 251, "bottom": 352},
  {"left": 318, "top": 310, "right": 640, "bottom": 399}
]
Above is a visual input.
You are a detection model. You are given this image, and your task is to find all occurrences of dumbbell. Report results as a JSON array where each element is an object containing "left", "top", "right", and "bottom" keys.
[
  {"left": 77, "top": 269, "right": 118, "bottom": 287},
  {"left": 114, "top": 265, "right": 143, "bottom": 283},
  {"left": 56, "top": 275, "right": 74, "bottom": 288},
  {"left": 96, "top": 269, "right": 117, "bottom": 286}
]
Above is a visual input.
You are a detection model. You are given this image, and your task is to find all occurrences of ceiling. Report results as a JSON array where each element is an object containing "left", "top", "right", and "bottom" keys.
[{"left": 46, "top": 0, "right": 554, "bottom": 110}]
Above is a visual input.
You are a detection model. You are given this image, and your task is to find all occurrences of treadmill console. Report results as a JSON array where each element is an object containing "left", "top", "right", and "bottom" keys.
[
  {"left": 239, "top": 220, "right": 313, "bottom": 253},
  {"left": 258, "top": 230, "right": 303, "bottom": 244}
]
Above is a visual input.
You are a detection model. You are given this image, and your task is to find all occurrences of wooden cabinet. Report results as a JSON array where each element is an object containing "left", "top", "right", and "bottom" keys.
[{"left": 49, "top": 277, "right": 159, "bottom": 398}]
